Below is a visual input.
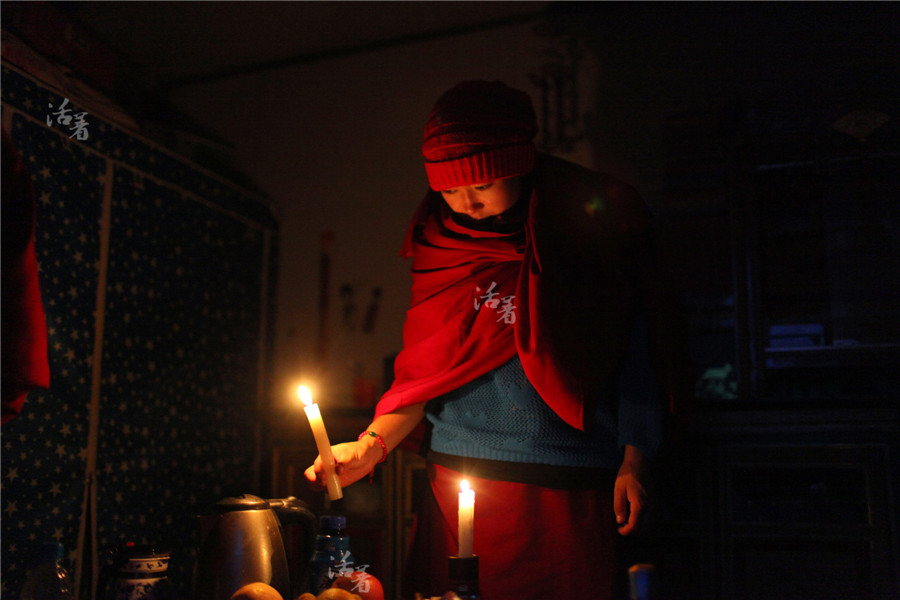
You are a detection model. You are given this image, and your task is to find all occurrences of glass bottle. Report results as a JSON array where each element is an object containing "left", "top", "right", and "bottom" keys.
[{"left": 19, "top": 542, "right": 74, "bottom": 600}]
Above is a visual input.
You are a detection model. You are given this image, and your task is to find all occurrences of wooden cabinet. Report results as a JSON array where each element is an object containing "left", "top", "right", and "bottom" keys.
[
  {"left": 653, "top": 97, "right": 900, "bottom": 596},
  {"left": 745, "top": 148, "right": 900, "bottom": 404},
  {"left": 722, "top": 443, "right": 895, "bottom": 599},
  {"left": 387, "top": 449, "right": 429, "bottom": 599},
  {"left": 639, "top": 410, "right": 900, "bottom": 599},
  {"left": 659, "top": 95, "right": 900, "bottom": 408}
]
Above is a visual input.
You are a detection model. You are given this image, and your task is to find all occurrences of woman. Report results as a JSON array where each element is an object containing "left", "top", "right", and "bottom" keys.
[{"left": 306, "top": 80, "right": 689, "bottom": 599}]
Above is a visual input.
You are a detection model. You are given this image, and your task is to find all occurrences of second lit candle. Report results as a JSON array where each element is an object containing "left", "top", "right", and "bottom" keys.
[{"left": 458, "top": 479, "right": 475, "bottom": 557}]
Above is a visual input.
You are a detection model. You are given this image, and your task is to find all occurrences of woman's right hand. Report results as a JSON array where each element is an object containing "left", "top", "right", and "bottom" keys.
[
  {"left": 304, "top": 404, "right": 426, "bottom": 490},
  {"left": 304, "top": 438, "right": 382, "bottom": 489}
]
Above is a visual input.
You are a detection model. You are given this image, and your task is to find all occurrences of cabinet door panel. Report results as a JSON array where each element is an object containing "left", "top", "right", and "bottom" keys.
[{"left": 731, "top": 538, "right": 873, "bottom": 600}]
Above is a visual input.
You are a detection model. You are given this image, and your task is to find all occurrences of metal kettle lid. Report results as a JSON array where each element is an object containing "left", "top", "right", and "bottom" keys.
[{"left": 215, "top": 494, "right": 269, "bottom": 512}]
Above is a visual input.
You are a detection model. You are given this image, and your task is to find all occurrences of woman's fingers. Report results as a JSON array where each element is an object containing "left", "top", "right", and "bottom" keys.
[
  {"left": 304, "top": 442, "right": 374, "bottom": 489},
  {"left": 304, "top": 463, "right": 324, "bottom": 489}
]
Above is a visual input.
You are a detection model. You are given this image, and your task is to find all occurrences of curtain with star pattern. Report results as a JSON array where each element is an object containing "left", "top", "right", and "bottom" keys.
[{"left": 1, "top": 61, "right": 278, "bottom": 600}]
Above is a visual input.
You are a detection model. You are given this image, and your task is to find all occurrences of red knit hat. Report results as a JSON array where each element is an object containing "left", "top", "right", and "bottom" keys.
[{"left": 423, "top": 80, "right": 538, "bottom": 191}]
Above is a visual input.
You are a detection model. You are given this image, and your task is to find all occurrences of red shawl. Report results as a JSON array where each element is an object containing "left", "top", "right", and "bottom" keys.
[{"left": 375, "top": 154, "right": 691, "bottom": 432}]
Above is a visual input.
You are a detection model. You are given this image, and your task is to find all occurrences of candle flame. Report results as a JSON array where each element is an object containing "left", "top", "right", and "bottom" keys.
[
  {"left": 460, "top": 479, "right": 470, "bottom": 493},
  {"left": 297, "top": 385, "right": 313, "bottom": 407}
]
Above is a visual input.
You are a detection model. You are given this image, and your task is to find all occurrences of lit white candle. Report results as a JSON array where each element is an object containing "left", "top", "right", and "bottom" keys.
[
  {"left": 299, "top": 385, "right": 343, "bottom": 500},
  {"left": 458, "top": 479, "right": 475, "bottom": 557}
]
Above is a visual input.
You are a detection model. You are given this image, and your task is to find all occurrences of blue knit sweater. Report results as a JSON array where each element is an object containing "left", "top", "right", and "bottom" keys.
[{"left": 426, "top": 319, "right": 663, "bottom": 469}]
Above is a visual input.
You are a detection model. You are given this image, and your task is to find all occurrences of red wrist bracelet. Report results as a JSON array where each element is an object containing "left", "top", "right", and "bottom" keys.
[{"left": 358, "top": 430, "right": 387, "bottom": 464}]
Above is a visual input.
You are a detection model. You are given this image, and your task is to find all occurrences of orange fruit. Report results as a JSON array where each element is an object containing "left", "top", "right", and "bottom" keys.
[
  {"left": 229, "top": 583, "right": 283, "bottom": 600},
  {"left": 331, "top": 571, "right": 384, "bottom": 600},
  {"left": 316, "top": 589, "right": 361, "bottom": 600}
]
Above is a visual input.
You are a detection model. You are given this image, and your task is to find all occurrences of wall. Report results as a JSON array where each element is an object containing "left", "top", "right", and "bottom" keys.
[{"left": 167, "top": 19, "right": 593, "bottom": 410}]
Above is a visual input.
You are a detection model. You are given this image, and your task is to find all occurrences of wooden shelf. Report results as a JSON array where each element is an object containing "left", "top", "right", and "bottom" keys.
[{"left": 764, "top": 343, "right": 900, "bottom": 368}]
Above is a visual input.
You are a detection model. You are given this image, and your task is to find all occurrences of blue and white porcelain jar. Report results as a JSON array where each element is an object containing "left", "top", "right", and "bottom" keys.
[{"left": 98, "top": 544, "right": 170, "bottom": 600}]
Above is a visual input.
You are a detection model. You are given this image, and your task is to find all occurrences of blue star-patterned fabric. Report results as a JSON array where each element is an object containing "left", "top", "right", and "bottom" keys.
[
  {"left": 2, "top": 113, "right": 102, "bottom": 593},
  {"left": 2, "top": 63, "right": 277, "bottom": 600}
]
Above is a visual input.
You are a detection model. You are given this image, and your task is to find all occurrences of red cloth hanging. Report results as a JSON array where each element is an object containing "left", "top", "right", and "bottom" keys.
[{"left": 2, "top": 128, "right": 51, "bottom": 424}]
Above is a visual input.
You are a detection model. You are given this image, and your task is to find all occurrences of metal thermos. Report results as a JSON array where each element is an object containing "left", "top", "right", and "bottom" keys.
[{"left": 192, "top": 495, "right": 316, "bottom": 600}]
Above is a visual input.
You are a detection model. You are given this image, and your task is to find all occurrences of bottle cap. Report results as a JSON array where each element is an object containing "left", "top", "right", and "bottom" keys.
[{"left": 319, "top": 515, "right": 346, "bottom": 532}]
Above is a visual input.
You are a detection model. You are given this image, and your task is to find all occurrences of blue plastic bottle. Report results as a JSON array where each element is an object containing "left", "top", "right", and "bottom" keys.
[{"left": 310, "top": 515, "right": 354, "bottom": 594}]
